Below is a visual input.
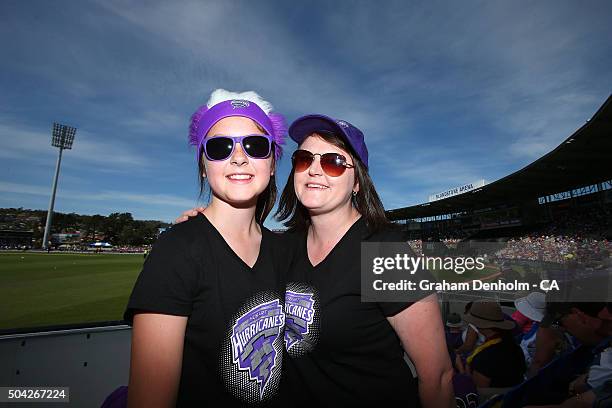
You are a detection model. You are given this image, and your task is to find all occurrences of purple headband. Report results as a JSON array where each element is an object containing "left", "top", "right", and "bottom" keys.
[{"left": 189, "top": 99, "right": 287, "bottom": 161}]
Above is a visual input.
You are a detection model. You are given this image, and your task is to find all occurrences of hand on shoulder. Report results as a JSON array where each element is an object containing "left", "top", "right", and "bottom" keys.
[{"left": 174, "top": 207, "right": 206, "bottom": 224}]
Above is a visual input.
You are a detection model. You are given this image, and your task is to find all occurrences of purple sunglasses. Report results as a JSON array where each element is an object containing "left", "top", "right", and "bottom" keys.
[{"left": 202, "top": 134, "right": 273, "bottom": 161}]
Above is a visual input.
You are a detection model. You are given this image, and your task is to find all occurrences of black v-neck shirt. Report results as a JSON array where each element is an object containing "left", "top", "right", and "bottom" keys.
[
  {"left": 281, "top": 218, "right": 421, "bottom": 407},
  {"left": 124, "top": 214, "right": 291, "bottom": 407}
]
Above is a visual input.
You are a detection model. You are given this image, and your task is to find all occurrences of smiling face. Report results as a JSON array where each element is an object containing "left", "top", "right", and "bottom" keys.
[
  {"left": 293, "top": 134, "right": 358, "bottom": 216},
  {"left": 203, "top": 116, "right": 274, "bottom": 207}
]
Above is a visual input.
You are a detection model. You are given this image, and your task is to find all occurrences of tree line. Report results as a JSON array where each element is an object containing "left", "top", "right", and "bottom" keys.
[{"left": 0, "top": 208, "right": 170, "bottom": 246}]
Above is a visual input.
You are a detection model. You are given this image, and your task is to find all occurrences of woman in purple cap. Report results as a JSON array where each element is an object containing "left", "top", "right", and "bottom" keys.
[
  {"left": 124, "top": 89, "right": 292, "bottom": 407},
  {"left": 276, "top": 115, "right": 454, "bottom": 407}
]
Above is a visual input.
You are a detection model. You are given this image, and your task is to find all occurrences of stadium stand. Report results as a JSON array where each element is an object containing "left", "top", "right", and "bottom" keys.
[
  {"left": 387, "top": 96, "right": 612, "bottom": 239},
  {"left": 386, "top": 95, "right": 612, "bottom": 407},
  {"left": 0, "top": 230, "right": 33, "bottom": 249}
]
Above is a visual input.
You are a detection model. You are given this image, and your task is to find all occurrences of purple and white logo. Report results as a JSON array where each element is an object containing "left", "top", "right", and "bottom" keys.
[
  {"left": 231, "top": 99, "right": 250, "bottom": 109},
  {"left": 336, "top": 120, "right": 349, "bottom": 128},
  {"left": 284, "top": 291, "right": 316, "bottom": 350},
  {"left": 230, "top": 299, "right": 284, "bottom": 398}
]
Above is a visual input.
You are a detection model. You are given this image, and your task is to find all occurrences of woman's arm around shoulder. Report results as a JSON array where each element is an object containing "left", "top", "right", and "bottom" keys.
[
  {"left": 128, "top": 313, "right": 188, "bottom": 408},
  {"left": 387, "top": 294, "right": 455, "bottom": 408}
]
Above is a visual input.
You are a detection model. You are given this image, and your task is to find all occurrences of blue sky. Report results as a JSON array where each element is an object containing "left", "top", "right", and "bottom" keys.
[{"left": 1, "top": 0, "right": 611, "bottom": 228}]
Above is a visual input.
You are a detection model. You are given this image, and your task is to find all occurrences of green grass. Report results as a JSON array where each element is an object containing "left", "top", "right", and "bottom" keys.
[
  {"left": 0, "top": 253, "right": 528, "bottom": 332},
  {"left": 0, "top": 252, "right": 144, "bottom": 331}
]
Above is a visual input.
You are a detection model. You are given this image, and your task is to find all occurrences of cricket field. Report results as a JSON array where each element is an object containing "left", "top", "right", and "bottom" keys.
[{"left": 0, "top": 252, "right": 144, "bottom": 332}]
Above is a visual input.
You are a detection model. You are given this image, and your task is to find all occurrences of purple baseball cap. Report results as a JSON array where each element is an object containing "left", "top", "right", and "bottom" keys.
[
  {"left": 288, "top": 114, "right": 369, "bottom": 168},
  {"left": 189, "top": 99, "right": 287, "bottom": 161}
]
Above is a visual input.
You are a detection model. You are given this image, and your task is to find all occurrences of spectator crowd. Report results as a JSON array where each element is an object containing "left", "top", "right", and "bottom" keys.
[{"left": 445, "top": 293, "right": 611, "bottom": 407}]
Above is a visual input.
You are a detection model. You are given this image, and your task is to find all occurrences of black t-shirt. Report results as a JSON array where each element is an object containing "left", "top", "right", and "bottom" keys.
[
  {"left": 124, "top": 214, "right": 291, "bottom": 407},
  {"left": 281, "top": 218, "right": 423, "bottom": 407},
  {"left": 470, "top": 335, "right": 526, "bottom": 388}
]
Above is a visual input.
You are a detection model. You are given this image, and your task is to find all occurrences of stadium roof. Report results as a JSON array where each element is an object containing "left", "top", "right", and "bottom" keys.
[{"left": 387, "top": 94, "right": 612, "bottom": 220}]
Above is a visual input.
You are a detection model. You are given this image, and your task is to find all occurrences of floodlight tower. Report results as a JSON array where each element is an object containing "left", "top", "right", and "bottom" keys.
[{"left": 42, "top": 123, "right": 77, "bottom": 249}]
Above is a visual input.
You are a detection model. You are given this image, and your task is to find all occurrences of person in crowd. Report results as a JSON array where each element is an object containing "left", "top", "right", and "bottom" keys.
[
  {"left": 454, "top": 301, "right": 526, "bottom": 388},
  {"left": 514, "top": 292, "right": 548, "bottom": 371},
  {"left": 519, "top": 291, "right": 578, "bottom": 380},
  {"left": 523, "top": 303, "right": 612, "bottom": 408},
  {"left": 527, "top": 322, "right": 577, "bottom": 379},
  {"left": 456, "top": 301, "right": 486, "bottom": 356},
  {"left": 514, "top": 292, "right": 546, "bottom": 335},
  {"left": 124, "top": 89, "right": 291, "bottom": 406},
  {"left": 445, "top": 312, "right": 479, "bottom": 408},
  {"left": 446, "top": 312, "right": 466, "bottom": 352},
  {"left": 501, "top": 274, "right": 609, "bottom": 407}
]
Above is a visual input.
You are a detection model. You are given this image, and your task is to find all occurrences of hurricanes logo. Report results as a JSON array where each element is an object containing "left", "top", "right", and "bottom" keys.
[
  {"left": 284, "top": 291, "right": 315, "bottom": 350},
  {"left": 336, "top": 120, "right": 349, "bottom": 128},
  {"left": 230, "top": 299, "right": 284, "bottom": 398},
  {"left": 231, "top": 100, "right": 250, "bottom": 109}
]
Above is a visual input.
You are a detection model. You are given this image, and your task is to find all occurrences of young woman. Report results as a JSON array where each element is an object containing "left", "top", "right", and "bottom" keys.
[
  {"left": 124, "top": 89, "right": 291, "bottom": 407},
  {"left": 176, "top": 114, "right": 454, "bottom": 407}
]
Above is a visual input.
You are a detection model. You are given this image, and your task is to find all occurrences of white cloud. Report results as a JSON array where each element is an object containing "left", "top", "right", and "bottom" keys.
[
  {"left": 119, "top": 110, "right": 184, "bottom": 137},
  {"left": 0, "top": 181, "right": 196, "bottom": 218},
  {"left": 0, "top": 122, "right": 151, "bottom": 169},
  {"left": 0, "top": 181, "right": 49, "bottom": 196}
]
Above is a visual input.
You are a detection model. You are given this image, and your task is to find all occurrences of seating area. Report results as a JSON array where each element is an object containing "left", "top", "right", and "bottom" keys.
[{"left": 445, "top": 298, "right": 611, "bottom": 408}]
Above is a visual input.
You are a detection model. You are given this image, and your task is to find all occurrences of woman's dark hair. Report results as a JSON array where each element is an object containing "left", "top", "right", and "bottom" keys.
[
  {"left": 275, "top": 131, "right": 389, "bottom": 232},
  {"left": 197, "top": 145, "right": 277, "bottom": 225}
]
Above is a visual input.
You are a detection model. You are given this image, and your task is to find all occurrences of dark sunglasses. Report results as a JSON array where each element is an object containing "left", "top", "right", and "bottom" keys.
[
  {"left": 291, "top": 149, "right": 355, "bottom": 177},
  {"left": 203, "top": 135, "right": 272, "bottom": 161}
]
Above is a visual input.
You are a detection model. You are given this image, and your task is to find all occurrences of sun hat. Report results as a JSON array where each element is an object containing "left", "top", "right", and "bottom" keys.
[
  {"left": 462, "top": 301, "right": 516, "bottom": 330},
  {"left": 514, "top": 292, "right": 546, "bottom": 322},
  {"left": 288, "top": 114, "right": 369, "bottom": 168},
  {"left": 446, "top": 313, "right": 465, "bottom": 328},
  {"left": 189, "top": 89, "right": 287, "bottom": 161}
]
